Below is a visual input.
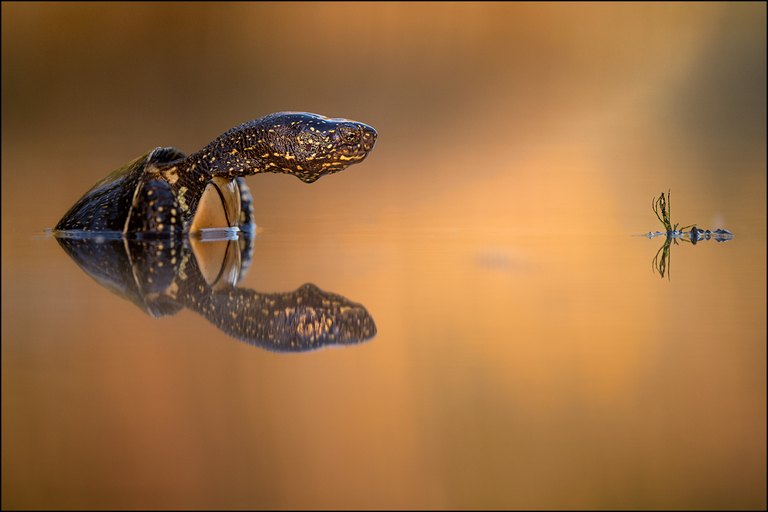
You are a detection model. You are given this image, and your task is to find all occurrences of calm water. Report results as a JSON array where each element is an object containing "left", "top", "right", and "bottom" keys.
[{"left": 2, "top": 3, "right": 766, "bottom": 509}]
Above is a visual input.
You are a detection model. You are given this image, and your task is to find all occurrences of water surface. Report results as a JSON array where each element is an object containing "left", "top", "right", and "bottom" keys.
[{"left": 2, "top": 3, "right": 765, "bottom": 509}]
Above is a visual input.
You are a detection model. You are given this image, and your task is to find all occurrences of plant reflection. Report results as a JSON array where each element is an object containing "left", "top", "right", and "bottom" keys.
[
  {"left": 55, "top": 232, "right": 376, "bottom": 352},
  {"left": 648, "top": 230, "right": 734, "bottom": 279}
]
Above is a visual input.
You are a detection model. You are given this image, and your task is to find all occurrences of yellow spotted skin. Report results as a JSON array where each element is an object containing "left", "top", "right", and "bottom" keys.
[{"left": 55, "top": 112, "right": 377, "bottom": 236}]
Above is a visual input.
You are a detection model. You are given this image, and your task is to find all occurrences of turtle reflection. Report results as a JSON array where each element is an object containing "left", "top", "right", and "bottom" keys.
[{"left": 55, "top": 232, "right": 376, "bottom": 352}]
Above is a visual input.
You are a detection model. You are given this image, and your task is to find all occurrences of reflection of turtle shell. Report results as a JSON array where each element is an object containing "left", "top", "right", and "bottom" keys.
[
  {"left": 55, "top": 233, "right": 253, "bottom": 318},
  {"left": 54, "top": 148, "right": 252, "bottom": 236},
  {"left": 57, "top": 236, "right": 183, "bottom": 317}
]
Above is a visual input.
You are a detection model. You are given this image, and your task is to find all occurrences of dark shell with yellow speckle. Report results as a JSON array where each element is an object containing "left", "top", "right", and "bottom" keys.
[
  {"left": 54, "top": 147, "right": 253, "bottom": 237},
  {"left": 56, "top": 148, "right": 183, "bottom": 235}
]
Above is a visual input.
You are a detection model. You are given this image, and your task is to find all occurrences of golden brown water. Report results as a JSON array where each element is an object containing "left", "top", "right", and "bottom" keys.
[{"left": 2, "top": 2, "right": 766, "bottom": 509}]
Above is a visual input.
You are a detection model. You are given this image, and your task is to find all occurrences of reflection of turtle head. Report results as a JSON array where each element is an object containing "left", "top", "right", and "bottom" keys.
[
  {"left": 181, "top": 276, "right": 377, "bottom": 352},
  {"left": 277, "top": 283, "right": 377, "bottom": 348}
]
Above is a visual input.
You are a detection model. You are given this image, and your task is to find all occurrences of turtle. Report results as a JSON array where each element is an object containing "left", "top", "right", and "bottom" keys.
[
  {"left": 55, "top": 232, "right": 377, "bottom": 352},
  {"left": 54, "top": 112, "right": 377, "bottom": 236}
]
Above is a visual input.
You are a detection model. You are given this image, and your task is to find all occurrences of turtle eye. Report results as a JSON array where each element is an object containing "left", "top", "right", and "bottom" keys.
[{"left": 339, "top": 126, "right": 359, "bottom": 144}]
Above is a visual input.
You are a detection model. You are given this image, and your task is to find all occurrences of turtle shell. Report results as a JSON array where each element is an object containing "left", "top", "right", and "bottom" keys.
[{"left": 54, "top": 147, "right": 187, "bottom": 234}]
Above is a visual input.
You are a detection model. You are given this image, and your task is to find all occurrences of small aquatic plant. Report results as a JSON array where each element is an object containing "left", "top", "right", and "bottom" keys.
[{"left": 647, "top": 190, "right": 734, "bottom": 279}]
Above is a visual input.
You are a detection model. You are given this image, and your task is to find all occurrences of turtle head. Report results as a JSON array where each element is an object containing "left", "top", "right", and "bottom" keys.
[
  {"left": 262, "top": 112, "right": 377, "bottom": 183},
  {"left": 195, "top": 112, "right": 377, "bottom": 182}
]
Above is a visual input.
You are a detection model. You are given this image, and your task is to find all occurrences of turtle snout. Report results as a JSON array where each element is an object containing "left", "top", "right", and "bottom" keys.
[{"left": 360, "top": 123, "right": 377, "bottom": 152}]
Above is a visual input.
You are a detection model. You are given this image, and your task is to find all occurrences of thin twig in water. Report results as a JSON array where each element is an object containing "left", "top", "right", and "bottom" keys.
[
  {"left": 651, "top": 190, "right": 694, "bottom": 234},
  {"left": 651, "top": 190, "right": 672, "bottom": 232}
]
